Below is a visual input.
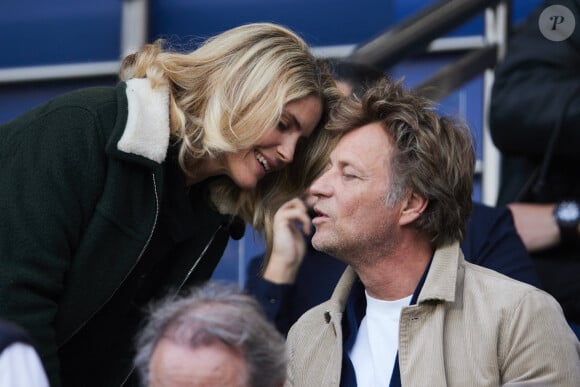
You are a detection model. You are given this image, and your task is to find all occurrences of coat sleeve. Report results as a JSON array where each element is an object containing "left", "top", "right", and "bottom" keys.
[
  {"left": 490, "top": 0, "right": 580, "bottom": 160},
  {"left": 463, "top": 203, "right": 541, "bottom": 287},
  {"left": 0, "top": 101, "right": 108, "bottom": 387},
  {"left": 245, "top": 255, "right": 294, "bottom": 334},
  {"left": 499, "top": 289, "right": 580, "bottom": 386}
]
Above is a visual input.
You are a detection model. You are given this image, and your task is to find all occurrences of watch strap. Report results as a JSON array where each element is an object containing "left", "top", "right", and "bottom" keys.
[{"left": 554, "top": 200, "right": 580, "bottom": 245}]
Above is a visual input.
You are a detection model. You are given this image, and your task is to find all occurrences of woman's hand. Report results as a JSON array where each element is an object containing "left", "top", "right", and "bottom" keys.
[{"left": 263, "top": 198, "right": 311, "bottom": 284}]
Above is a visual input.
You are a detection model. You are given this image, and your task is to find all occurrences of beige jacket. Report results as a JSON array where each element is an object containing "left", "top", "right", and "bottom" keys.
[{"left": 286, "top": 242, "right": 580, "bottom": 386}]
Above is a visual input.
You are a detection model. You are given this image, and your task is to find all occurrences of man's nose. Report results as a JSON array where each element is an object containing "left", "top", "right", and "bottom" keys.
[{"left": 309, "top": 170, "right": 332, "bottom": 197}]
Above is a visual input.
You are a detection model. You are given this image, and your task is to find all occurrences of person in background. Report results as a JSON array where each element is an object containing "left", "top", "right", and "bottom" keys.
[
  {"left": 246, "top": 59, "right": 539, "bottom": 336},
  {"left": 326, "top": 58, "right": 386, "bottom": 97},
  {"left": 134, "top": 282, "right": 286, "bottom": 387},
  {"left": 0, "top": 318, "right": 49, "bottom": 387},
  {"left": 286, "top": 78, "right": 579, "bottom": 387},
  {"left": 0, "top": 23, "right": 340, "bottom": 387},
  {"left": 490, "top": 0, "right": 580, "bottom": 331}
]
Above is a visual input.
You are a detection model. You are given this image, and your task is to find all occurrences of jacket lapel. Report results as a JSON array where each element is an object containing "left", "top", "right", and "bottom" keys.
[{"left": 399, "top": 242, "right": 464, "bottom": 386}]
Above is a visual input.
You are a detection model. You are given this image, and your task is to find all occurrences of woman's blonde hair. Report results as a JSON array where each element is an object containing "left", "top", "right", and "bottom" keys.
[{"left": 119, "top": 23, "right": 341, "bottom": 255}]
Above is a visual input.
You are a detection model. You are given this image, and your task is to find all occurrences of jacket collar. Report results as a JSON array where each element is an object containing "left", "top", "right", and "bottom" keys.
[
  {"left": 327, "top": 241, "right": 464, "bottom": 314},
  {"left": 417, "top": 241, "right": 463, "bottom": 304},
  {"left": 329, "top": 266, "right": 358, "bottom": 314},
  {"left": 107, "top": 78, "right": 171, "bottom": 168}
]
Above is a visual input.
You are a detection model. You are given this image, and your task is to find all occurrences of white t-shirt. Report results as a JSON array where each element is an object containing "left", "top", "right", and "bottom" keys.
[
  {"left": 349, "top": 291, "right": 412, "bottom": 387},
  {"left": 0, "top": 342, "right": 50, "bottom": 387}
]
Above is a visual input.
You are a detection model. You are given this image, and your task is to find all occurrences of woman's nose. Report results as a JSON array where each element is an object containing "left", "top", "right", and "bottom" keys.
[{"left": 277, "top": 136, "right": 297, "bottom": 164}]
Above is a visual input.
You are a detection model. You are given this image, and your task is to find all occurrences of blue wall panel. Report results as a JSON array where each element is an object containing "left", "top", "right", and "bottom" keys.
[
  {"left": 392, "top": 0, "right": 544, "bottom": 37},
  {"left": 149, "top": 0, "right": 395, "bottom": 47},
  {"left": 1, "top": 0, "right": 121, "bottom": 68}
]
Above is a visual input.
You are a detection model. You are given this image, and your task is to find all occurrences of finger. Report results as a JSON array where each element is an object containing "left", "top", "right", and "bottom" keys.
[{"left": 276, "top": 205, "right": 310, "bottom": 226}]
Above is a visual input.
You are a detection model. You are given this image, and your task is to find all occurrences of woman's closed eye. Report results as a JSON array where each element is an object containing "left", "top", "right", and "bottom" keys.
[{"left": 277, "top": 120, "right": 290, "bottom": 132}]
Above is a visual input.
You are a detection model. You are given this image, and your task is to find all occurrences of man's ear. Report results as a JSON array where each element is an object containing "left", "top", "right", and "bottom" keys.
[{"left": 399, "top": 192, "right": 428, "bottom": 226}]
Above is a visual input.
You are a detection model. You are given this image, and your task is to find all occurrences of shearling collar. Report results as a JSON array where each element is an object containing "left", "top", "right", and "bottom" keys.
[{"left": 116, "top": 78, "right": 170, "bottom": 164}]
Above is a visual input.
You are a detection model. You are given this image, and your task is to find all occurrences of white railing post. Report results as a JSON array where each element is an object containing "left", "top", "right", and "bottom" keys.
[
  {"left": 121, "top": 0, "right": 149, "bottom": 57},
  {"left": 482, "top": 0, "right": 509, "bottom": 206}
]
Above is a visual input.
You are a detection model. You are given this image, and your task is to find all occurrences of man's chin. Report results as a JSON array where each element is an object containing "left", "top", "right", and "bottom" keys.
[{"left": 311, "top": 236, "right": 334, "bottom": 255}]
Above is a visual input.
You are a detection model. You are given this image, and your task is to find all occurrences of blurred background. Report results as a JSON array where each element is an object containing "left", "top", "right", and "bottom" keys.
[{"left": 0, "top": 0, "right": 543, "bottom": 285}]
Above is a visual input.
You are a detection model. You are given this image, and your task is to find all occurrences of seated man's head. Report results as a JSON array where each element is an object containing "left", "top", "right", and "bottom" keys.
[
  {"left": 309, "top": 78, "right": 475, "bottom": 263},
  {"left": 134, "top": 282, "right": 287, "bottom": 387},
  {"left": 302, "top": 59, "right": 385, "bottom": 213}
]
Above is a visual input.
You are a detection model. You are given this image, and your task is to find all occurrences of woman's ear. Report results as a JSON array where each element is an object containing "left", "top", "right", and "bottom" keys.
[{"left": 399, "top": 192, "right": 428, "bottom": 226}]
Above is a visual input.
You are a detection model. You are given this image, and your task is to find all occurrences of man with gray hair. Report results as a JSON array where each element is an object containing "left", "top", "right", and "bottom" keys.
[{"left": 134, "top": 282, "right": 287, "bottom": 387}]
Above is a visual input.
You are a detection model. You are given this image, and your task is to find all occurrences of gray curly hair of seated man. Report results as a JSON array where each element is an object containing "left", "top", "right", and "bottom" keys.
[{"left": 134, "top": 282, "right": 287, "bottom": 387}]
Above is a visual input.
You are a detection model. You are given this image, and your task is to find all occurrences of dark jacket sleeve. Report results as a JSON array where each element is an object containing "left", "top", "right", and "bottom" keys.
[
  {"left": 462, "top": 203, "right": 541, "bottom": 287},
  {"left": 0, "top": 94, "right": 110, "bottom": 387},
  {"left": 245, "top": 256, "right": 294, "bottom": 334},
  {"left": 490, "top": 0, "right": 580, "bottom": 160}
]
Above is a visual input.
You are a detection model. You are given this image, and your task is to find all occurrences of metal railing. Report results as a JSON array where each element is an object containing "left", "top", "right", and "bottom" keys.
[
  {"left": 348, "top": 0, "right": 500, "bottom": 69},
  {"left": 347, "top": 0, "right": 509, "bottom": 205}
]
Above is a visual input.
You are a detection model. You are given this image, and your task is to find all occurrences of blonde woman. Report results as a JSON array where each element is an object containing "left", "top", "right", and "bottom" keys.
[{"left": 0, "top": 23, "right": 340, "bottom": 387}]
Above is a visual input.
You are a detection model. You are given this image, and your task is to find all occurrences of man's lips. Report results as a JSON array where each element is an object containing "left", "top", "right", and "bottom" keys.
[{"left": 311, "top": 206, "right": 329, "bottom": 224}]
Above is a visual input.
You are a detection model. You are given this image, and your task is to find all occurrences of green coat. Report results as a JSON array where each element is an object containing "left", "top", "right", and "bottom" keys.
[{"left": 0, "top": 79, "right": 238, "bottom": 386}]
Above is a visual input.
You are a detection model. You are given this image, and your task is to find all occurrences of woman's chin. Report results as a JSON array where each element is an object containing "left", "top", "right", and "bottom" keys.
[{"left": 232, "top": 175, "right": 260, "bottom": 190}]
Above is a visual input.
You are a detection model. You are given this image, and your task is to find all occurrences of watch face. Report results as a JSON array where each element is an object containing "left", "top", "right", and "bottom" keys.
[{"left": 556, "top": 201, "right": 580, "bottom": 222}]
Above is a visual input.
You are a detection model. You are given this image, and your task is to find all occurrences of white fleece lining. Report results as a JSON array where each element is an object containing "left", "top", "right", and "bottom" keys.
[{"left": 117, "top": 78, "right": 170, "bottom": 163}]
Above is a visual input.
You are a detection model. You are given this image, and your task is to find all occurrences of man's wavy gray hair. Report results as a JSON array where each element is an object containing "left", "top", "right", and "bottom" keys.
[{"left": 134, "top": 282, "right": 287, "bottom": 387}]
